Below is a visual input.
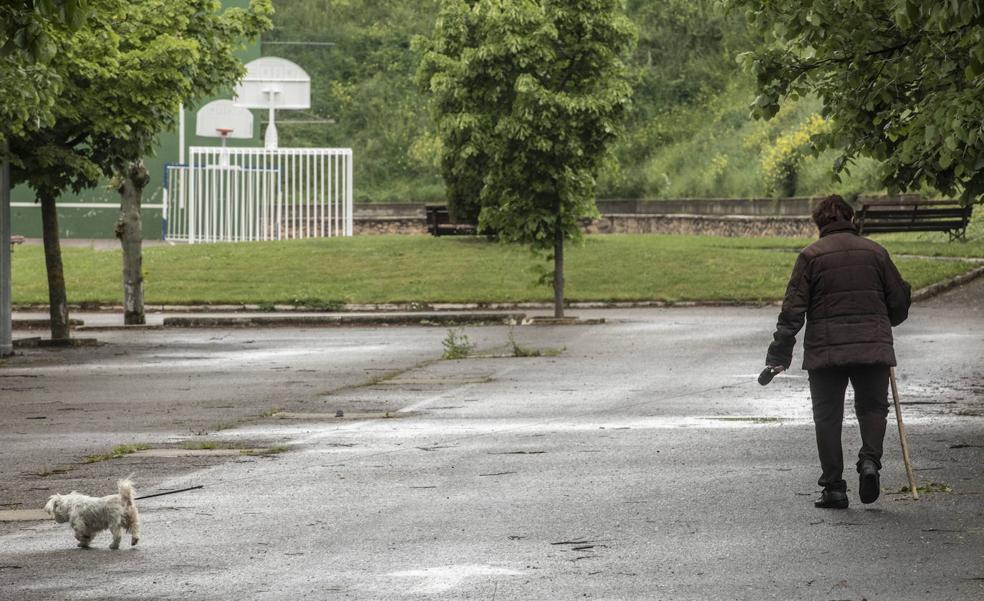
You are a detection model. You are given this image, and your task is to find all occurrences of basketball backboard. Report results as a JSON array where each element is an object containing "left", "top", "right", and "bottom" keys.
[
  {"left": 233, "top": 57, "right": 311, "bottom": 110},
  {"left": 195, "top": 99, "right": 254, "bottom": 139}
]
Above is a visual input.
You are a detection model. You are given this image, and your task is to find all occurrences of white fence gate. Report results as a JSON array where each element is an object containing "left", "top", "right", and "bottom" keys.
[{"left": 164, "top": 147, "right": 353, "bottom": 243}]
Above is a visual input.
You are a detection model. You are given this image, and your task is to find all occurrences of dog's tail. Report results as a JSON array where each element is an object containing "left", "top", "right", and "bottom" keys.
[
  {"left": 118, "top": 476, "right": 140, "bottom": 545},
  {"left": 118, "top": 477, "right": 136, "bottom": 507}
]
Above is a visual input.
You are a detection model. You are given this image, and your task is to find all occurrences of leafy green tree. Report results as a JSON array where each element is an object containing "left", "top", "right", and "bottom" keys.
[
  {"left": 420, "top": 0, "right": 635, "bottom": 317},
  {"left": 2, "top": 1, "right": 90, "bottom": 355},
  {"left": 734, "top": 0, "right": 984, "bottom": 203},
  {"left": 0, "top": 0, "right": 88, "bottom": 62},
  {"left": 7, "top": 0, "right": 271, "bottom": 337}
]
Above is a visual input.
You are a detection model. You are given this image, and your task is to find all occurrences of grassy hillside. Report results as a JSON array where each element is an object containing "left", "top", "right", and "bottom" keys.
[{"left": 265, "top": 0, "right": 884, "bottom": 202}]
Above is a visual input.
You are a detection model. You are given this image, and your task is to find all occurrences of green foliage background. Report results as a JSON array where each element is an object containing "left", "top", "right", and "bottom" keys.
[{"left": 265, "top": 0, "right": 884, "bottom": 202}]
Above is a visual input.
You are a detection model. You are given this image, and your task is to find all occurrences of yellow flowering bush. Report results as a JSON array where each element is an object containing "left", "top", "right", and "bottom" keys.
[{"left": 761, "top": 114, "right": 830, "bottom": 196}]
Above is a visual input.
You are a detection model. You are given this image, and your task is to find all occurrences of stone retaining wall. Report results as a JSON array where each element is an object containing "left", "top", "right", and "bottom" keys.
[
  {"left": 594, "top": 197, "right": 817, "bottom": 217},
  {"left": 583, "top": 214, "right": 815, "bottom": 237},
  {"left": 346, "top": 214, "right": 816, "bottom": 237},
  {"left": 345, "top": 196, "right": 931, "bottom": 237},
  {"left": 354, "top": 217, "right": 428, "bottom": 235}
]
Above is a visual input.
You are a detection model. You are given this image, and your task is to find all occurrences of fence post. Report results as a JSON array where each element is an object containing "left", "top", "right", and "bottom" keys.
[
  {"left": 346, "top": 150, "right": 354, "bottom": 236},
  {"left": 188, "top": 149, "right": 197, "bottom": 244}
]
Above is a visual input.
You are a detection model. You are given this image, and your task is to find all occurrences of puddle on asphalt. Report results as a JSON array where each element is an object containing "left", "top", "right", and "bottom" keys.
[{"left": 387, "top": 564, "right": 522, "bottom": 594}]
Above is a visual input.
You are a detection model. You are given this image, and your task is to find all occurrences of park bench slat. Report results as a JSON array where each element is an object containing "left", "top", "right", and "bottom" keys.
[
  {"left": 860, "top": 222, "right": 967, "bottom": 232},
  {"left": 859, "top": 205, "right": 971, "bottom": 214},
  {"left": 860, "top": 214, "right": 969, "bottom": 223},
  {"left": 859, "top": 199, "right": 966, "bottom": 207}
]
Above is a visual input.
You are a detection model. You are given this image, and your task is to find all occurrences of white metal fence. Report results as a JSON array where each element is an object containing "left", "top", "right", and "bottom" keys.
[{"left": 164, "top": 147, "right": 353, "bottom": 243}]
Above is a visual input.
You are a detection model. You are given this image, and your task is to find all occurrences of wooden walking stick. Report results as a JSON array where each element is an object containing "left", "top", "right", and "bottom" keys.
[{"left": 890, "top": 367, "right": 919, "bottom": 500}]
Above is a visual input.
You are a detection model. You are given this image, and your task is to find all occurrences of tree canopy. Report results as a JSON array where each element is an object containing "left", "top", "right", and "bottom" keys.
[
  {"left": 0, "top": 0, "right": 88, "bottom": 61},
  {"left": 419, "top": 0, "right": 636, "bottom": 238},
  {"left": 419, "top": 0, "right": 635, "bottom": 315},
  {"left": 0, "top": 1, "right": 90, "bottom": 148},
  {"left": 8, "top": 0, "right": 273, "bottom": 198},
  {"left": 735, "top": 0, "right": 984, "bottom": 203}
]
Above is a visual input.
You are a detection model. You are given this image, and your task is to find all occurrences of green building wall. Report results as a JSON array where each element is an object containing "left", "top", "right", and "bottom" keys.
[{"left": 11, "top": 0, "right": 261, "bottom": 240}]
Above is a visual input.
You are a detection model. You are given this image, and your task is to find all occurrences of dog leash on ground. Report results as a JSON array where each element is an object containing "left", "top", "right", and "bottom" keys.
[{"left": 135, "top": 485, "right": 204, "bottom": 501}]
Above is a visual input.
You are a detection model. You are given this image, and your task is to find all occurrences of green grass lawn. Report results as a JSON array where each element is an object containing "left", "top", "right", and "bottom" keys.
[{"left": 10, "top": 234, "right": 980, "bottom": 306}]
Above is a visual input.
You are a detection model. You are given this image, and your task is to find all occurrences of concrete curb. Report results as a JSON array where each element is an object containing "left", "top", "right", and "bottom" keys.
[
  {"left": 13, "top": 337, "right": 99, "bottom": 348},
  {"left": 912, "top": 265, "right": 984, "bottom": 301},
  {"left": 75, "top": 324, "right": 165, "bottom": 332},
  {"left": 12, "top": 318, "right": 84, "bottom": 330},
  {"left": 160, "top": 312, "right": 526, "bottom": 329}
]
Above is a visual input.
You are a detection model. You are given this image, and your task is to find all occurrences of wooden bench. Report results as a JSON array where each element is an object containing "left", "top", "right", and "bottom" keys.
[
  {"left": 9, "top": 235, "right": 25, "bottom": 249},
  {"left": 856, "top": 199, "right": 973, "bottom": 240},
  {"left": 425, "top": 204, "right": 477, "bottom": 236}
]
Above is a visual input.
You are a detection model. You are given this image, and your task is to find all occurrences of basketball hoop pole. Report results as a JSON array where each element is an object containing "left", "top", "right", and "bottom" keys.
[
  {"left": 216, "top": 128, "right": 233, "bottom": 166},
  {"left": 264, "top": 89, "right": 279, "bottom": 150},
  {"left": 265, "top": 105, "right": 277, "bottom": 149}
]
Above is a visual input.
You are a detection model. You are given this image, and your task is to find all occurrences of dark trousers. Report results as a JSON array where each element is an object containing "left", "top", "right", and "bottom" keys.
[{"left": 808, "top": 365, "right": 890, "bottom": 492}]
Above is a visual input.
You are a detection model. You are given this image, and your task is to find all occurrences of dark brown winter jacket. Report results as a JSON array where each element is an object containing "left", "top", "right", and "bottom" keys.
[{"left": 766, "top": 220, "right": 912, "bottom": 370}]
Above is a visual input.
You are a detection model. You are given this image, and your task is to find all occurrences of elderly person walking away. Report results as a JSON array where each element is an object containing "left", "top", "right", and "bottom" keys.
[{"left": 765, "top": 195, "right": 912, "bottom": 509}]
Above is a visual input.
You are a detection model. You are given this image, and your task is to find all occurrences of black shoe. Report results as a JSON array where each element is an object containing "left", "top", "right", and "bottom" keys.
[
  {"left": 859, "top": 460, "right": 880, "bottom": 504},
  {"left": 814, "top": 489, "right": 849, "bottom": 509}
]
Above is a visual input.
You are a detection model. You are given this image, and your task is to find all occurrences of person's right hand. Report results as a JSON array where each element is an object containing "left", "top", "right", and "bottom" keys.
[{"left": 758, "top": 365, "right": 785, "bottom": 386}]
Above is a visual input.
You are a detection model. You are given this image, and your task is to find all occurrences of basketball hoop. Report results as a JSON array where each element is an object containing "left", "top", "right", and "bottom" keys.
[
  {"left": 215, "top": 128, "right": 234, "bottom": 151},
  {"left": 194, "top": 101, "right": 254, "bottom": 166}
]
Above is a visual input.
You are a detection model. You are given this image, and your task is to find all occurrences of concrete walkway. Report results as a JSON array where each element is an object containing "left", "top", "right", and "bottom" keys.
[{"left": 0, "top": 289, "right": 981, "bottom": 600}]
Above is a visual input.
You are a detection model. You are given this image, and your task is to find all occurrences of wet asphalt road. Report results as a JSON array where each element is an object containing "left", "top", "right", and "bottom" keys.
[{"left": 1, "top": 293, "right": 982, "bottom": 600}]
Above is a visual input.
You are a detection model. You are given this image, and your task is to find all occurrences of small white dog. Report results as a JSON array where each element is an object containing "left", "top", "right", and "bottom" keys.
[{"left": 44, "top": 478, "right": 140, "bottom": 549}]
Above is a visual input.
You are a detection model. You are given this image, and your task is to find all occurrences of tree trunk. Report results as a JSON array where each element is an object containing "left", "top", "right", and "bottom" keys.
[
  {"left": 39, "top": 191, "right": 70, "bottom": 340},
  {"left": 116, "top": 161, "right": 149, "bottom": 325},
  {"left": 553, "top": 204, "right": 565, "bottom": 319}
]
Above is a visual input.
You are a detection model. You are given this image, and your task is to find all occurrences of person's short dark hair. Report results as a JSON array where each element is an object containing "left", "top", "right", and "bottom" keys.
[{"left": 812, "top": 195, "right": 855, "bottom": 229}]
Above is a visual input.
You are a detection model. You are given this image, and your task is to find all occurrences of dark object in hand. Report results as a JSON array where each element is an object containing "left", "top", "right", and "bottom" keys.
[{"left": 758, "top": 366, "right": 781, "bottom": 386}]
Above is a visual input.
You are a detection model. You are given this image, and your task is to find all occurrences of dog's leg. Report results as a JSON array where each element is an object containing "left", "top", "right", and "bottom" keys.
[
  {"left": 74, "top": 531, "right": 92, "bottom": 549},
  {"left": 127, "top": 505, "right": 140, "bottom": 546},
  {"left": 71, "top": 516, "right": 92, "bottom": 548},
  {"left": 109, "top": 525, "right": 122, "bottom": 550}
]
